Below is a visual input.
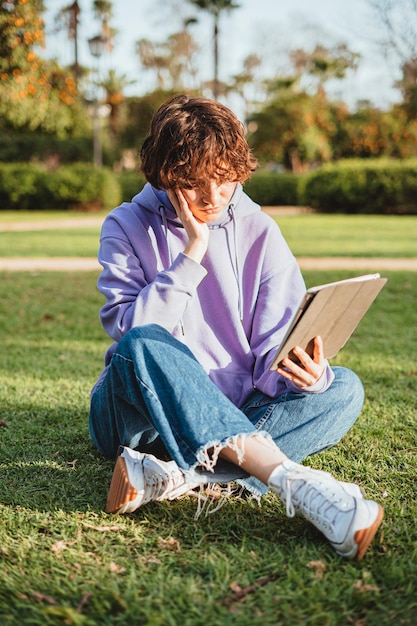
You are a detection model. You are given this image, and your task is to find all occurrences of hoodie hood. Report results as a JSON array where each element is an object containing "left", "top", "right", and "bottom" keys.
[{"left": 131, "top": 182, "right": 261, "bottom": 321}]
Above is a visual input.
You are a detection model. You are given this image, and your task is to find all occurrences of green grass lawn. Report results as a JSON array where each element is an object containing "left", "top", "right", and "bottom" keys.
[
  {"left": 0, "top": 268, "right": 416, "bottom": 625},
  {"left": 0, "top": 228, "right": 101, "bottom": 258},
  {"left": 277, "top": 214, "right": 417, "bottom": 258},
  {"left": 0, "top": 214, "right": 416, "bottom": 624},
  {"left": 1, "top": 212, "right": 416, "bottom": 258}
]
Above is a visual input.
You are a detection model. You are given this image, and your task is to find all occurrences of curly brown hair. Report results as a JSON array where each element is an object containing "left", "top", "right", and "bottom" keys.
[{"left": 140, "top": 95, "right": 258, "bottom": 189}]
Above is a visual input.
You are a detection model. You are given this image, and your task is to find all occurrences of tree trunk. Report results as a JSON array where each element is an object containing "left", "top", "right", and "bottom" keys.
[{"left": 213, "top": 15, "right": 219, "bottom": 99}]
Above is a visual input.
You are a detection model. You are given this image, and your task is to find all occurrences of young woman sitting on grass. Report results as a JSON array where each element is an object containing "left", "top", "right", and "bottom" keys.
[{"left": 89, "top": 95, "right": 383, "bottom": 560}]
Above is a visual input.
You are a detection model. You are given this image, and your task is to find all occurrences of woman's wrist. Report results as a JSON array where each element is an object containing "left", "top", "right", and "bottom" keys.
[{"left": 183, "top": 237, "right": 208, "bottom": 264}]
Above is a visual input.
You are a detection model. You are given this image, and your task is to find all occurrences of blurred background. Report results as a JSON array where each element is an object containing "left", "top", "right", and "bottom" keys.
[{"left": 2, "top": 0, "right": 417, "bottom": 213}]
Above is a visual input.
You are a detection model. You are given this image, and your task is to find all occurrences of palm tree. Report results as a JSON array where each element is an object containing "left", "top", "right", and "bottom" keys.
[
  {"left": 188, "top": 0, "right": 240, "bottom": 99},
  {"left": 54, "top": 1, "right": 81, "bottom": 85},
  {"left": 99, "top": 69, "right": 135, "bottom": 143},
  {"left": 54, "top": 1, "right": 115, "bottom": 85},
  {"left": 92, "top": 0, "right": 116, "bottom": 51},
  {"left": 137, "top": 30, "right": 199, "bottom": 91}
]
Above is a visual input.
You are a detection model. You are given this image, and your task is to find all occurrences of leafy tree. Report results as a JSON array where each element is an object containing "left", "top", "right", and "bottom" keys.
[
  {"left": 187, "top": 0, "right": 240, "bottom": 99},
  {"left": 92, "top": 0, "right": 116, "bottom": 51},
  {"left": 248, "top": 87, "right": 336, "bottom": 172},
  {"left": 368, "top": 0, "right": 417, "bottom": 62},
  {"left": 137, "top": 29, "right": 199, "bottom": 91},
  {"left": 167, "top": 30, "right": 199, "bottom": 89},
  {"left": 245, "top": 41, "right": 363, "bottom": 170},
  {"left": 395, "top": 57, "right": 417, "bottom": 117},
  {"left": 385, "top": 105, "right": 417, "bottom": 157},
  {"left": 290, "top": 44, "right": 360, "bottom": 95},
  {"left": 54, "top": 1, "right": 81, "bottom": 84},
  {"left": 99, "top": 69, "right": 135, "bottom": 143},
  {"left": 337, "top": 102, "right": 417, "bottom": 159},
  {"left": 338, "top": 104, "right": 388, "bottom": 158},
  {"left": 367, "top": 0, "right": 417, "bottom": 117},
  {"left": 119, "top": 89, "right": 179, "bottom": 152},
  {"left": 54, "top": 1, "right": 115, "bottom": 86},
  {"left": 0, "top": 0, "right": 86, "bottom": 136},
  {"left": 229, "top": 54, "right": 262, "bottom": 118}
]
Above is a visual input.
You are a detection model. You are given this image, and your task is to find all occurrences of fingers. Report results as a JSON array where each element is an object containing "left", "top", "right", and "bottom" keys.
[
  {"left": 175, "top": 188, "right": 188, "bottom": 211},
  {"left": 168, "top": 188, "right": 204, "bottom": 226},
  {"left": 167, "top": 188, "right": 210, "bottom": 261},
  {"left": 167, "top": 188, "right": 187, "bottom": 216},
  {"left": 276, "top": 336, "right": 325, "bottom": 388},
  {"left": 313, "top": 335, "right": 324, "bottom": 364},
  {"left": 276, "top": 359, "right": 318, "bottom": 388}
]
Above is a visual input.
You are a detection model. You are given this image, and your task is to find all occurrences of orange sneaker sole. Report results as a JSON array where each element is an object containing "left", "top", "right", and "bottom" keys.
[
  {"left": 106, "top": 456, "right": 138, "bottom": 514},
  {"left": 354, "top": 504, "right": 384, "bottom": 560}
]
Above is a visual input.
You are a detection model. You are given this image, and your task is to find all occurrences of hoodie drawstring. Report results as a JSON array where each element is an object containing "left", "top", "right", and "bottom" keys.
[
  {"left": 226, "top": 204, "right": 244, "bottom": 322},
  {"left": 159, "top": 205, "right": 173, "bottom": 267},
  {"left": 159, "top": 202, "right": 244, "bottom": 331}
]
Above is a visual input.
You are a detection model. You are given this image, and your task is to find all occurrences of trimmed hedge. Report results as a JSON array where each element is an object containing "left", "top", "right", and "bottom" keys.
[
  {"left": 244, "top": 171, "right": 300, "bottom": 206},
  {"left": 112, "top": 164, "right": 417, "bottom": 214},
  {"left": 0, "top": 133, "right": 93, "bottom": 164},
  {"left": 302, "top": 159, "right": 417, "bottom": 214},
  {"left": 2, "top": 159, "right": 417, "bottom": 214},
  {"left": 116, "top": 170, "right": 301, "bottom": 207},
  {"left": 116, "top": 171, "right": 147, "bottom": 202},
  {"left": 0, "top": 163, "right": 121, "bottom": 211}
]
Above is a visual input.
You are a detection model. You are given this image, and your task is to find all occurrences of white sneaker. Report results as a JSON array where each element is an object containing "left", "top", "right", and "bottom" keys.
[
  {"left": 106, "top": 447, "right": 201, "bottom": 514},
  {"left": 268, "top": 461, "right": 384, "bottom": 560},
  {"left": 288, "top": 480, "right": 364, "bottom": 518},
  {"left": 336, "top": 481, "right": 364, "bottom": 500}
]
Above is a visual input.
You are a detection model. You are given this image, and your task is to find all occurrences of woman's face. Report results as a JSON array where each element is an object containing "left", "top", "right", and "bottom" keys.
[{"left": 178, "top": 181, "right": 237, "bottom": 223}]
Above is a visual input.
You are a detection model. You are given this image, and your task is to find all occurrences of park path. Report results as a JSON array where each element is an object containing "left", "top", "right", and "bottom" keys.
[
  {"left": 1, "top": 256, "right": 416, "bottom": 272},
  {"left": 1, "top": 212, "right": 416, "bottom": 272}
]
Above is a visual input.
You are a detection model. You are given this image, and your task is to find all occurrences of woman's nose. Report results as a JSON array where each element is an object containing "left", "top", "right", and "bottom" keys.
[{"left": 202, "top": 182, "right": 220, "bottom": 205}]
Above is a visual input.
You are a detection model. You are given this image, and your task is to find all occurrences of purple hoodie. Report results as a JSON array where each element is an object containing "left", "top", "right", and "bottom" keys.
[{"left": 94, "top": 182, "right": 334, "bottom": 406}]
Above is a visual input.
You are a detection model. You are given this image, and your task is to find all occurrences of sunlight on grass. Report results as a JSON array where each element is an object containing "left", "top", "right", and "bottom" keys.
[
  {"left": 275, "top": 214, "right": 417, "bottom": 257},
  {"left": 1, "top": 212, "right": 416, "bottom": 258},
  {"left": 0, "top": 271, "right": 416, "bottom": 625},
  {"left": 0, "top": 228, "right": 101, "bottom": 257}
]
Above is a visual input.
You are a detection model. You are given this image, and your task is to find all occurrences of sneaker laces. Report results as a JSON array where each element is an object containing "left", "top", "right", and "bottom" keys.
[
  {"left": 269, "top": 462, "right": 383, "bottom": 558},
  {"left": 281, "top": 467, "right": 353, "bottom": 522},
  {"left": 142, "top": 457, "right": 190, "bottom": 502}
]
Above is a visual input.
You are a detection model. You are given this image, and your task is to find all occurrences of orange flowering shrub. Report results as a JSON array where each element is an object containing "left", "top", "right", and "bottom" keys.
[{"left": 0, "top": 0, "right": 85, "bottom": 136}]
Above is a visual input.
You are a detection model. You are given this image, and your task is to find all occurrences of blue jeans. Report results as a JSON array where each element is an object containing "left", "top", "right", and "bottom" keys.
[{"left": 89, "top": 325, "right": 364, "bottom": 496}]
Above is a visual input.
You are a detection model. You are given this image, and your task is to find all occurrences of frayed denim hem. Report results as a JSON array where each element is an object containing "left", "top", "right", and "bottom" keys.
[
  {"left": 190, "top": 481, "right": 263, "bottom": 520},
  {"left": 236, "top": 476, "right": 269, "bottom": 498},
  {"left": 187, "top": 430, "right": 273, "bottom": 484}
]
